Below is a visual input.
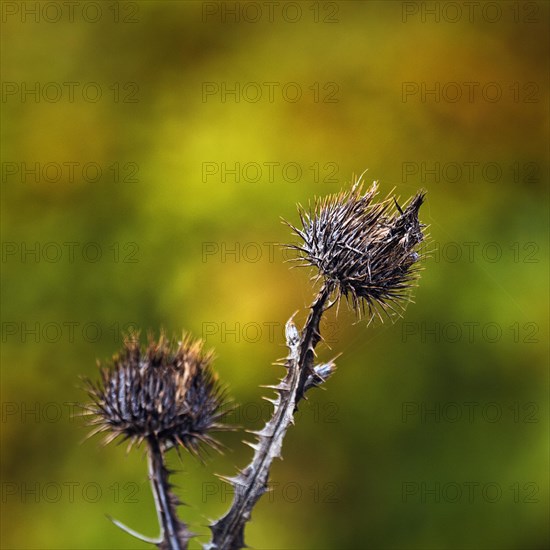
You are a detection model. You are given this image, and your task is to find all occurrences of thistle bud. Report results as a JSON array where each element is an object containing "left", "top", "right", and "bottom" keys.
[
  {"left": 84, "top": 332, "right": 228, "bottom": 456},
  {"left": 287, "top": 178, "right": 427, "bottom": 320}
]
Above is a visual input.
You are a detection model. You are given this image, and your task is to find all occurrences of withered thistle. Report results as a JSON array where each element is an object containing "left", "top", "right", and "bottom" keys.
[
  {"left": 207, "top": 177, "right": 427, "bottom": 550},
  {"left": 84, "top": 332, "right": 227, "bottom": 456},
  {"left": 83, "top": 332, "right": 228, "bottom": 549},
  {"left": 81, "top": 174, "right": 428, "bottom": 550},
  {"left": 287, "top": 179, "right": 426, "bottom": 320}
]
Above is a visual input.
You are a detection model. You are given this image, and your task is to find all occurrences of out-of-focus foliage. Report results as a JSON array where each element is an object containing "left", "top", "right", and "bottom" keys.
[{"left": 1, "top": 2, "right": 548, "bottom": 549}]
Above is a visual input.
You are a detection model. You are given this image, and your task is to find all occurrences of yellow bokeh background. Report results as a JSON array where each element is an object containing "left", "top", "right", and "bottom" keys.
[{"left": 1, "top": 2, "right": 548, "bottom": 549}]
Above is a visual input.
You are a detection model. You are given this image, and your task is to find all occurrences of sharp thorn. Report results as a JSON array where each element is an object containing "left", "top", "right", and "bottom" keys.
[{"left": 106, "top": 514, "right": 163, "bottom": 544}]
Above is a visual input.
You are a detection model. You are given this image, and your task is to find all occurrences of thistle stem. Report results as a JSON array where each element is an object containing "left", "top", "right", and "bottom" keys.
[
  {"left": 147, "top": 437, "right": 188, "bottom": 550},
  {"left": 296, "top": 283, "right": 332, "bottom": 403},
  {"left": 207, "top": 284, "right": 335, "bottom": 550}
]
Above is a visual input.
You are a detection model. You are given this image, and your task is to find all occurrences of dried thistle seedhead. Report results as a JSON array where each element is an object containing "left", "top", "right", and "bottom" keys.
[
  {"left": 84, "top": 332, "right": 228, "bottom": 457},
  {"left": 287, "top": 177, "right": 427, "bottom": 320}
]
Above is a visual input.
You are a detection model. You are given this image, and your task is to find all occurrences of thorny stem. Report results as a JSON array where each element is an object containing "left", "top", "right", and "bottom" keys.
[
  {"left": 296, "top": 283, "right": 333, "bottom": 403},
  {"left": 207, "top": 284, "right": 334, "bottom": 550},
  {"left": 148, "top": 437, "right": 189, "bottom": 550}
]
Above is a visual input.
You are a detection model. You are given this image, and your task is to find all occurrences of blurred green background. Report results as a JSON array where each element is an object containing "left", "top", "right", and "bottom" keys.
[{"left": 1, "top": 1, "right": 548, "bottom": 549}]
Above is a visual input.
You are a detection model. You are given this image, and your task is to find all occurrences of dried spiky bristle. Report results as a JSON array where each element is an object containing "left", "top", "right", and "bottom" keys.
[
  {"left": 83, "top": 332, "right": 229, "bottom": 456},
  {"left": 286, "top": 178, "right": 427, "bottom": 321}
]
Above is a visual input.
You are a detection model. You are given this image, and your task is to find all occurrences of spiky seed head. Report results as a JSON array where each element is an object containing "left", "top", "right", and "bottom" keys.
[
  {"left": 287, "top": 177, "right": 427, "bottom": 321},
  {"left": 83, "top": 332, "right": 229, "bottom": 456}
]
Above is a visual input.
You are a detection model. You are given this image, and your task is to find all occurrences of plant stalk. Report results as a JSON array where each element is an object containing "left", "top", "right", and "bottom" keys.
[
  {"left": 206, "top": 284, "right": 335, "bottom": 550},
  {"left": 148, "top": 437, "right": 190, "bottom": 550}
]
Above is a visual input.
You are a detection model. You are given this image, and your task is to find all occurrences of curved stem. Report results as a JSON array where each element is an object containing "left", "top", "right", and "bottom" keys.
[{"left": 207, "top": 284, "right": 335, "bottom": 550}]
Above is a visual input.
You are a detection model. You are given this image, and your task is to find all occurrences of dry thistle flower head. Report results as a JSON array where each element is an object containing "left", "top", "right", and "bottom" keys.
[
  {"left": 84, "top": 332, "right": 228, "bottom": 457},
  {"left": 287, "top": 177, "right": 427, "bottom": 320}
]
